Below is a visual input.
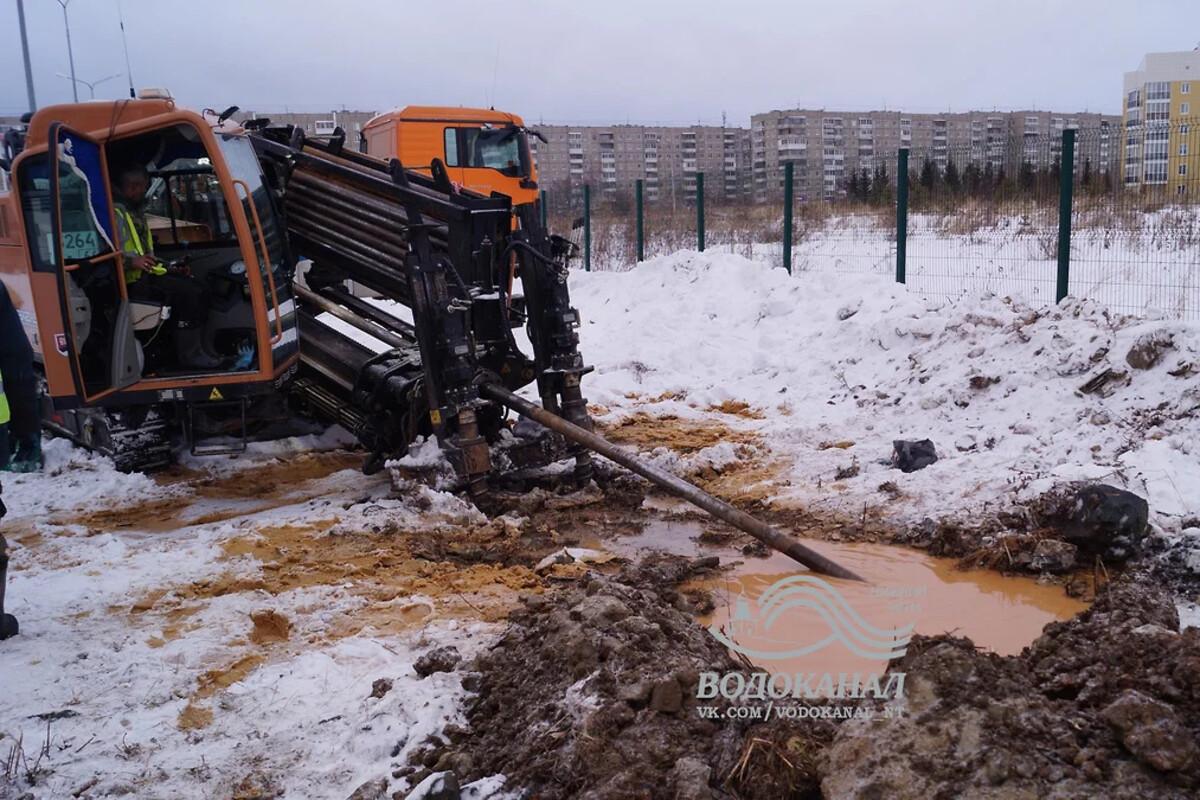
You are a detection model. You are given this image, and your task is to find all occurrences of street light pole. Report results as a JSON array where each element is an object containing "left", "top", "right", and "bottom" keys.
[
  {"left": 16, "top": 0, "right": 37, "bottom": 112},
  {"left": 56, "top": 0, "right": 78, "bottom": 103},
  {"left": 57, "top": 73, "right": 123, "bottom": 100}
]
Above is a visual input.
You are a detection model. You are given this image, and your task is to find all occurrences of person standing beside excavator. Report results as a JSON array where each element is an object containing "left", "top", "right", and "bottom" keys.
[
  {"left": 0, "top": 282, "right": 39, "bottom": 473},
  {"left": 0, "top": 280, "right": 35, "bottom": 639},
  {"left": 111, "top": 162, "right": 220, "bottom": 370}
]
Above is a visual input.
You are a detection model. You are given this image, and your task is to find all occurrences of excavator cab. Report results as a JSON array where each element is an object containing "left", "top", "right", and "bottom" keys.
[{"left": 3, "top": 101, "right": 298, "bottom": 467}]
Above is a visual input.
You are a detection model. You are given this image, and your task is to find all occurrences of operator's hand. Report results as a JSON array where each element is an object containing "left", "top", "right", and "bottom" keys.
[{"left": 130, "top": 255, "right": 158, "bottom": 272}]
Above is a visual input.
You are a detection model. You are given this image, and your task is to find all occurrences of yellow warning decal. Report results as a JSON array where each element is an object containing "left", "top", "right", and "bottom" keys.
[
  {"left": 209, "top": 387, "right": 224, "bottom": 401},
  {"left": 429, "top": 409, "right": 442, "bottom": 425}
]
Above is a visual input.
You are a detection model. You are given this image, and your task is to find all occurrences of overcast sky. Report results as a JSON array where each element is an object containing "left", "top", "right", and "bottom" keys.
[{"left": 2, "top": 0, "right": 1198, "bottom": 124}]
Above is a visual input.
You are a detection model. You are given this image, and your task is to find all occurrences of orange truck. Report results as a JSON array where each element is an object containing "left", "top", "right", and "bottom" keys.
[{"left": 361, "top": 106, "right": 543, "bottom": 209}]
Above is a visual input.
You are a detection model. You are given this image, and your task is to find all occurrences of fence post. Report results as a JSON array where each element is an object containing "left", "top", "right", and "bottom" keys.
[
  {"left": 696, "top": 172, "right": 705, "bottom": 252},
  {"left": 895, "top": 148, "right": 909, "bottom": 284},
  {"left": 583, "top": 184, "right": 592, "bottom": 272},
  {"left": 1056, "top": 129, "right": 1075, "bottom": 303},
  {"left": 782, "top": 162, "right": 794, "bottom": 275},
  {"left": 539, "top": 189, "right": 547, "bottom": 231},
  {"left": 635, "top": 179, "right": 644, "bottom": 262}
]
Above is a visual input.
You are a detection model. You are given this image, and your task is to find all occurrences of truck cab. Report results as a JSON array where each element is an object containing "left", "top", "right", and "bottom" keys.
[
  {"left": 0, "top": 99, "right": 297, "bottom": 465},
  {"left": 361, "top": 106, "right": 541, "bottom": 208}
]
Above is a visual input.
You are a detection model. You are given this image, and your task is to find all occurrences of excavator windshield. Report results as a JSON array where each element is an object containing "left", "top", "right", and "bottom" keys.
[{"left": 215, "top": 133, "right": 297, "bottom": 362}]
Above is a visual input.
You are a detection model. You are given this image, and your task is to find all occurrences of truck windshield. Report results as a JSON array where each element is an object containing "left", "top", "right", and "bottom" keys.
[{"left": 463, "top": 127, "right": 527, "bottom": 177}]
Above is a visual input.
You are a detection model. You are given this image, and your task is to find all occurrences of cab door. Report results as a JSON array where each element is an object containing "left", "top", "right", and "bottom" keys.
[
  {"left": 48, "top": 123, "right": 140, "bottom": 400},
  {"left": 440, "top": 126, "right": 469, "bottom": 187}
]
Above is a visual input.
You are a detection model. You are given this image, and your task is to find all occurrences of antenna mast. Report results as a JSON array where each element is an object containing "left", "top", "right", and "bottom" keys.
[{"left": 117, "top": 0, "right": 136, "bottom": 98}]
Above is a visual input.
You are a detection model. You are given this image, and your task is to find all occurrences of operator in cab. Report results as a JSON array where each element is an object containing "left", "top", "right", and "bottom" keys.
[{"left": 111, "top": 162, "right": 219, "bottom": 370}]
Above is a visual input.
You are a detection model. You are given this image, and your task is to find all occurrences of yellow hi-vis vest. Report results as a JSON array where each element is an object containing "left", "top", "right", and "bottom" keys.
[
  {"left": 115, "top": 206, "right": 154, "bottom": 284},
  {"left": 0, "top": 370, "right": 10, "bottom": 426}
]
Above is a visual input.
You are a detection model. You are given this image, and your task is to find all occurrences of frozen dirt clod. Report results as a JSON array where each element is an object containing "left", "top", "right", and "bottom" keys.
[
  {"left": 1102, "top": 690, "right": 1199, "bottom": 773},
  {"left": 1126, "top": 330, "right": 1175, "bottom": 370},
  {"left": 414, "top": 646, "right": 463, "bottom": 678},
  {"left": 1034, "top": 482, "right": 1150, "bottom": 562},
  {"left": 819, "top": 582, "right": 1200, "bottom": 799},
  {"left": 892, "top": 439, "right": 938, "bottom": 473},
  {"left": 403, "top": 770, "right": 461, "bottom": 800}
]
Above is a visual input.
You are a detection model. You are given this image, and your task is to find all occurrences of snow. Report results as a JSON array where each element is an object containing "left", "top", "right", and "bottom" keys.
[
  {"left": 593, "top": 210, "right": 1200, "bottom": 320},
  {"left": 1, "top": 438, "right": 177, "bottom": 521},
  {"left": 570, "top": 249, "right": 1200, "bottom": 529},
  {"left": 3, "top": 237, "right": 1198, "bottom": 796}
]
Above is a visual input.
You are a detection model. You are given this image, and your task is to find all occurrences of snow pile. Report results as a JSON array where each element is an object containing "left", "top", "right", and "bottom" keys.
[{"left": 570, "top": 250, "right": 1200, "bottom": 529}]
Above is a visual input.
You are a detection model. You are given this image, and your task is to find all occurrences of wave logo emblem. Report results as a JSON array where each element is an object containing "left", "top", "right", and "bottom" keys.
[{"left": 708, "top": 575, "right": 914, "bottom": 661}]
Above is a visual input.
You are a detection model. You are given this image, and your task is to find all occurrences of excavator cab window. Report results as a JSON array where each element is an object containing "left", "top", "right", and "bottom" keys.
[{"left": 216, "top": 132, "right": 297, "bottom": 365}]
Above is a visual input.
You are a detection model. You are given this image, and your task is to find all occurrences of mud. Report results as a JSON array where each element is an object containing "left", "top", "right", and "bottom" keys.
[
  {"left": 602, "top": 413, "right": 760, "bottom": 455},
  {"left": 820, "top": 582, "right": 1200, "bottom": 799},
  {"left": 417, "top": 556, "right": 832, "bottom": 799},
  {"left": 708, "top": 400, "right": 766, "bottom": 420},
  {"left": 417, "top": 554, "right": 1197, "bottom": 800},
  {"left": 696, "top": 538, "right": 1088, "bottom": 683},
  {"left": 60, "top": 450, "right": 367, "bottom": 533}
]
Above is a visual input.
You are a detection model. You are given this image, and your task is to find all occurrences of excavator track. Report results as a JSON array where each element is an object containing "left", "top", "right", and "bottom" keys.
[{"left": 44, "top": 405, "right": 172, "bottom": 473}]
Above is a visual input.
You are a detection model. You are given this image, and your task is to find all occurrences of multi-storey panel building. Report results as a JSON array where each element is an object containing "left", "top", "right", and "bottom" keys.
[
  {"left": 531, "top": 124, "right": 752, "bottom": 206},
  {"left": 1122, "top": 50, "right": 1200, "bottom": 194},
  {"left": 750, "top": 109, "right": 1120, "bottom": 201}
]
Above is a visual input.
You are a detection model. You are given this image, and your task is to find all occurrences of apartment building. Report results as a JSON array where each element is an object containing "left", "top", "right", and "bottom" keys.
[
  {"left": 1122, "top": 50, "right": 1200, "bottom": 194},
  {"left": 531, "top": 124, "right": 752, "bottom": 206},
  {"left": 750, "top": 109, "right": 1120, "bottom": 201}
]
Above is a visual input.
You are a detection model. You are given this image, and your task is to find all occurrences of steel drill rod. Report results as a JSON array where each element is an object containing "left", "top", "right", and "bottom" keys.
[
  {"left": 293, "top": 284, "right": 411, "bottom": 349},
  {"left": 287, "top": 193, "right": 413, "bottom": 249},
  {"left": 480, "top": 383, "right": 864, "bottom": 581}
]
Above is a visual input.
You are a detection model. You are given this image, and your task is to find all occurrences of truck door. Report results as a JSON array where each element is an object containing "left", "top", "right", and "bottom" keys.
[{"left": 48, "top": 123, "right": 140, "bottom": 399}]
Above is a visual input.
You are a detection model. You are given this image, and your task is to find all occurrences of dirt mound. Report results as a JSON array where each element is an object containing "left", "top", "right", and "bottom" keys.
[
  {"left": 416, "top": 555, "right": 828, "bottom": 799},
  {"left": 249, "top": 609, "right": 291, "bottom": 644},
  {"left": 819, "top": 582, "right": 1200, "bottom": 799}
]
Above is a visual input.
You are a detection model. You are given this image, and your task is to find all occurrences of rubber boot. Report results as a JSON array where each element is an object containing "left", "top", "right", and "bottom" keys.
[
  {"left": 0, "top": 533, "right": 17, "bottom": 640},
  {"left": 7, "top": 436, "right": 42, "bottom": 473},
  {"left": 175, "top": 325, "right": 222, "bottom": 370}
]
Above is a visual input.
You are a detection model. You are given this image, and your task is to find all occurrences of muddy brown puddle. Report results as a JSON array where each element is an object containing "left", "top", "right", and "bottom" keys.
[{"left": 585, "top": 511, "right": 1087, "bottom": 681}]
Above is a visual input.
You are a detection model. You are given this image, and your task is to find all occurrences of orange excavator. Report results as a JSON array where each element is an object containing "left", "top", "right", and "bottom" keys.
[
  {"left": 0, "top": 96, "right": 858, "bottom": 580},
  {"left": 361, "top": 106, "right": 542, "bottom": 209},
  {"left": 0, "top": 96, "right": 589, "bottom": 488}
]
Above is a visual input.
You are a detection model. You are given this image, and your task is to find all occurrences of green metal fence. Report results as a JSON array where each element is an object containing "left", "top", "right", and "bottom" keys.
[{"left": 540, "top": 120, "right": 1200, "bottom": 321}]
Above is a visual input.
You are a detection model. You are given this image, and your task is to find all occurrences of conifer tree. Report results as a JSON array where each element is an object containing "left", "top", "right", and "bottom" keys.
[{"left": 944, "top": 158, "right": 962, "bottom": 194}]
